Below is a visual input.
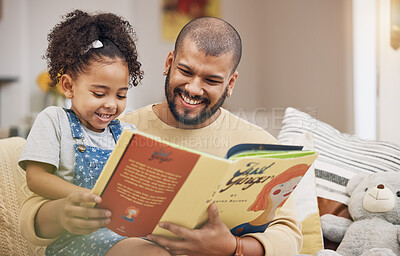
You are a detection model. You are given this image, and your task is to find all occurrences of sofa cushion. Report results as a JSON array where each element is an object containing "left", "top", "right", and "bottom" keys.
[
  {"left": 0, "top": 137, "right": 45, "bottom": 256},
  {"left": 278, "top": 107, "right": 400, "bottom": 204},
  {"left": 278, "top": 107, "right": 400, "bottom": 248}
]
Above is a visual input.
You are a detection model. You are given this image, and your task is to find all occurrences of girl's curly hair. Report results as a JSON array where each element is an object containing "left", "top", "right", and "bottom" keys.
[{"left": 45, "top": 10, "right": 143, "bottom": 88}]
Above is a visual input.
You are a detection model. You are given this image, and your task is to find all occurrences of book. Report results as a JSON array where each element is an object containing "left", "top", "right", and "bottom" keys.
[{"left": 90, "top": 129, "right": 318, "bottom": 238}]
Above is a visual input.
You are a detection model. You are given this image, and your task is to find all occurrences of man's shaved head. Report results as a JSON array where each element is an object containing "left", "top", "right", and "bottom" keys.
[{"left": 174, "top": 17, "right": 242, "bottom": 73}]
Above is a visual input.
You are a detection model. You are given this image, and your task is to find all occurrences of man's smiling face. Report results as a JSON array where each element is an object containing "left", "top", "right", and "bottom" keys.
[{"left": 164, "top": 39, "right": 238, "bottom": 127}]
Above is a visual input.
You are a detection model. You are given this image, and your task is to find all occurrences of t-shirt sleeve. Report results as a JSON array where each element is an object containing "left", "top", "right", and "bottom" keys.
[
  {"left": 18, "top": 107, "right": 62, "bottom": 171},
  {"left": 243, "top": 196, "right": 302, "bottom": 256},
  {"left": 120, "top": 121, "right": 137, "bottom": 131},
  {"left": 19, "top": 194, "right": 58, "bottom": 246}
]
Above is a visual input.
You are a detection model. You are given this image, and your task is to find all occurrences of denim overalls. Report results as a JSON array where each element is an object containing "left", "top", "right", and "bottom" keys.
[{"left": 46, "top": 109, "right": 127, "bottom": 256}]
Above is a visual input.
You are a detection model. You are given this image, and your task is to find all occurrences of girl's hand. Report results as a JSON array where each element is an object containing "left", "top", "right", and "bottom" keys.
[{"left": 56, "top": 191, "right": 112, "bottom": 235}]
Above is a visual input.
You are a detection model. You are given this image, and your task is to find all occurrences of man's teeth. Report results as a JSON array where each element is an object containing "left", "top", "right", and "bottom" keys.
[{"left": 182, "top": 94, "right": 201, "bottom": 105}]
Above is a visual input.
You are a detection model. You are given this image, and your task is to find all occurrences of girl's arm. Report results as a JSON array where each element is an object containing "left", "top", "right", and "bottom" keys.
[
  {"left": 33, "top": 191, "right": 112, "bottom": 239},
  {"left": 25, "top": 161, "right": 90, "bottom": 200}
]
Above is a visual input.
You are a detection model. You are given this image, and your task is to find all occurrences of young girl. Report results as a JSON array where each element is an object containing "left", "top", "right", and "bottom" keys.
[{"left": 18, "top": 10, "right": 153, "bottom": 256}]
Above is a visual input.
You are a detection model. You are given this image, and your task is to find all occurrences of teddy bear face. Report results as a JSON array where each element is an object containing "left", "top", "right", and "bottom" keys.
[{"left": 347, "top": 172, "right": 400, "bottom": 224}]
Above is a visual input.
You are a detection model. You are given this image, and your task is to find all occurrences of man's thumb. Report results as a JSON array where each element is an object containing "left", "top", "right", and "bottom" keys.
[{"left": 208, "top": 203, "right": 221, "bottom": 224}]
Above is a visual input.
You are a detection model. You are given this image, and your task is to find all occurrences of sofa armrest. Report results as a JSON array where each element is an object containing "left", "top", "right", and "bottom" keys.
[{"left": 0, "top": 137, "right": 45, "bottom": 256}]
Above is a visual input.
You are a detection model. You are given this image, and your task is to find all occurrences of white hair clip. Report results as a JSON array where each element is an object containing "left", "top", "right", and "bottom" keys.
[{"left": 82, "top": 40, "right": 103, "bottom": 54}]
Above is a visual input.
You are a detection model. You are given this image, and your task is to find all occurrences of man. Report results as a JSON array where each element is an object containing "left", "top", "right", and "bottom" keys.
[
  {"left": 119, "top": 17, "right": 277, "bottom": 157},
  {"left": 20, "top": 17, "right": 302, "bottom": 255}
]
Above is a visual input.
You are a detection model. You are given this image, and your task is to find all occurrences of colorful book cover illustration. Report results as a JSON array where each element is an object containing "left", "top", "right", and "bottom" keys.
[{"left": 91, "top": 130, "right": 318, "bottom": 238}]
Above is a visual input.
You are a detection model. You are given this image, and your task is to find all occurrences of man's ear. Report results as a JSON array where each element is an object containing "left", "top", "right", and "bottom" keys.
[
  {"left": 60, "top": 74, "right": 74, "bottom": 99},
  {"left": 227, "top": 71, "right": 238, "bottom": 97},
  {"left": 164, "top": 50, "right": 175, "bottom": 74}
]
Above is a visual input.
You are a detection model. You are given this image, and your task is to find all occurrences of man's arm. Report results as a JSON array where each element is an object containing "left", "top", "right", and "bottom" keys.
[
  {"left": 147, "top": 203, "right": 266, "bottom": 256},
  {"left": 244, "top": 196, "right": 302, "bottom": 255},
  {"left": 147, "top": 197, "right": 301, "bottom": 256},
  {"left": 19, "top": 194, "right": 56, "bottom": 246}
]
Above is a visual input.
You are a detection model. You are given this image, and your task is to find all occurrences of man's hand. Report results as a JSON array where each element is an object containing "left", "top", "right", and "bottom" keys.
[
  {"left": 56, "top": 191, "right": 111, "bottom": 235},
  {"left": 146, "top": 203, "right": 236, "bottom": 256}
]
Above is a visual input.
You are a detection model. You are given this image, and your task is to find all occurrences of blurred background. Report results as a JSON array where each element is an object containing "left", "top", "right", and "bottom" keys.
[{"left": 0, "top": 0, "right": 399, "bottom": 145}]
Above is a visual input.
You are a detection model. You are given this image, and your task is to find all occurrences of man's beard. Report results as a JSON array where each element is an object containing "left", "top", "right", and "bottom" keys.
[{"left": 164, "top": 69, "right": 228, "bottom": 126}]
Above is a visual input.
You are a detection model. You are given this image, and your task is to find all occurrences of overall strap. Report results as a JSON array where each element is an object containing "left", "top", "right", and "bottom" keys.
[
  {"left": 108, "top": 119, "right": 123, "bottom": 142},
  {"left": 64, "top": 108, "right": 84, "bottom": 139}
]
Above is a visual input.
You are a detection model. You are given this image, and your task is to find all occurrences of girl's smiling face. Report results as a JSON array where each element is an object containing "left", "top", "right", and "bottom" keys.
[
  {"left": 270, "top": 176, "right": 302, "bottom": 204},
  {"left": 61, "top": 58, "right": 129, "bottom": 132}
]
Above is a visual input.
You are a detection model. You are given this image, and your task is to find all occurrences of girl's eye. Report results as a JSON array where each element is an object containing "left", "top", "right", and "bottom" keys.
[
  {"left": 273, "top": 189, "right": 281, "bottom": 195},
  {"left": 93, "top": 92, "right": 105, "bottom": 97},
  {"left": 117, "top": 95, "right": 127, "bottom": 99}
]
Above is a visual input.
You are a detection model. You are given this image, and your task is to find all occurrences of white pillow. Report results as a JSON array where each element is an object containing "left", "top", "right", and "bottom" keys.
[{"left": 278, "top": 107, "right": 400, "bottom": 205}]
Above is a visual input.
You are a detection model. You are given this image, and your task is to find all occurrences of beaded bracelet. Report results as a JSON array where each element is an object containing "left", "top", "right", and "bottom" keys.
[{"left": 234, "top": 236, "right": 244, "bottom": 256}]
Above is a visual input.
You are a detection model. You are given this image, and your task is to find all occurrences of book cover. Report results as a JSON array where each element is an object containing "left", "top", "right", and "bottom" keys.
[{"left": 91, "top": 130, "right": 318, "bottom": 238}]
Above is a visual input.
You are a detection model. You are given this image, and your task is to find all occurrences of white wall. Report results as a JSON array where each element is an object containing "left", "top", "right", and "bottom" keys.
[
  {"left": 353, "top": 0, "right": 377, "bottom": 140},
  {"left": 128, "top": 0, "right": 272, "bottom": 113},
  {"left": 0, "top": 0, "right": 136, "bottom": 133},
  {"left": 0, "top": 0, "right": 29, "bottom": 130},
  {"left": 378, "top": 0, "right": 400, "bottom": 145},
  {"left": 128, "top": 0, "right": 173, "bottom": 112},
  {"left": 130, "top": 0, "right": 356, "bottom": 138},
  {"left": 0, "top": 0, "right": 359, "bottom": 141},
  {"left": 225, "top": 0, "right": 354, "bottom": 137},
  {"left": 26, "top": 0, "right": 136, "bottom": 112},
  {"left": 221, "top": 0, "right": 266, "bottom": 110}
]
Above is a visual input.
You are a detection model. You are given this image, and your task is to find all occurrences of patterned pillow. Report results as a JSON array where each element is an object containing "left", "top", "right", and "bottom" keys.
[{"left": 278, "top": 107, "right": 400, "bottom": 206}]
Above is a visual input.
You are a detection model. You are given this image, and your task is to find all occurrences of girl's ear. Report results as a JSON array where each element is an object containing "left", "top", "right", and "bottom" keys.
[{"left": 60, "top": 74, "right": 74, "bottom": 99}]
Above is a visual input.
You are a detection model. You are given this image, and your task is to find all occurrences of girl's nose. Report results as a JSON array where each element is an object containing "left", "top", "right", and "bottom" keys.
[{"left": 104, "top": 98, "right": 117, "bottom": 110}]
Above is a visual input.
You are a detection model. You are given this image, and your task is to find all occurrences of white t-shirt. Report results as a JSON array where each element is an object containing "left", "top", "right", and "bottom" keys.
[{"left": 19, "top": 106, "right": 136, "bottom": 183}]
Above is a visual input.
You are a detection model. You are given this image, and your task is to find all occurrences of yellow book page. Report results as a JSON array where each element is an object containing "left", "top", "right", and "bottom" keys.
[
  {"left": 91, "top": 129, "right": 230, "bottom": 238},
  {"left": 89, "top": 129, "right": 318, "bottom": 238},
  {"left": 152, "top": 155, "right": 229, "bottom": 238},
  {"left": 215, "top": 153, "right": 317, "bottom": 235}
]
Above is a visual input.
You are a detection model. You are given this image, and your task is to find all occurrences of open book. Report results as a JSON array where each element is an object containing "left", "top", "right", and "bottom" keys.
[{"left": 91, "top": 130, "right": 318, "bottom": 238}]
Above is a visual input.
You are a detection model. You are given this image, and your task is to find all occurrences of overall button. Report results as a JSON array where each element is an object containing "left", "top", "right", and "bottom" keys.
[{"left": 78, "top": 144, "right": 86, "bottom": 153}]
